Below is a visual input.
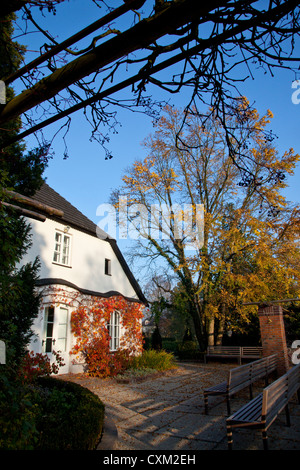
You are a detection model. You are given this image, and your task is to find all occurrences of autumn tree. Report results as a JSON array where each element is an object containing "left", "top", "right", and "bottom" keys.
[
  {"left": 111, "top": 103, "right": 300, "bottom": 350},
  {"left": 144, "top": 274, "right": 193, "bottom": 341}
]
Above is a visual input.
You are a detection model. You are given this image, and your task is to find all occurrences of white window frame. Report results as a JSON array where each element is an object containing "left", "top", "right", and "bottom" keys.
[
  {"left": 42, "top": 305, "right": 69, "bottom": 353},
  {"left": 53, "top": 230, "right": 72, "bottom": 267},
  {"left": 107, "top": 311, "right": 120, "bottom": 351},
  {"left": 43, "top": 305, "right": 55, "bottom": 353}
]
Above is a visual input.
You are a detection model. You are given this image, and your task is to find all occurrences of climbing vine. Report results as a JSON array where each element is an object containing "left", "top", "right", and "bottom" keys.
[
  {"left": 36, "top": 284, "right": 144, "bottom": 377},
  {"left": 70, "top": 295, "right": 144, "bottom": 377}
]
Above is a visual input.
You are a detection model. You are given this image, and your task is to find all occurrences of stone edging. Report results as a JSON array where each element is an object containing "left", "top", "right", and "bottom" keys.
[{"left": 96, "top": 413, "right": 119, "bottom": 450}]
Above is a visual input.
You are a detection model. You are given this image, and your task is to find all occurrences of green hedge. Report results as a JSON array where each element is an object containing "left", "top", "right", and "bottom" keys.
[
  {"left": 0, "top": 372, "right": 39, "bottom": 450},
  {"left": 177, "top": 340, "right": 204, "bottom": 361},
  {"left": 0, "top": 374, "right": 105, "bottom": 450},
  {"left": 35, "top": 376, "right": 105, "bottom": 450},
  {"left": 161, "top": 338, "right": 178, "bottom": 353}
]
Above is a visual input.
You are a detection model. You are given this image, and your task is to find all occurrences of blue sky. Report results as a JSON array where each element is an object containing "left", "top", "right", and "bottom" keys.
[{"left": 15, "top": 1, "right": 300, "bottom": 271}]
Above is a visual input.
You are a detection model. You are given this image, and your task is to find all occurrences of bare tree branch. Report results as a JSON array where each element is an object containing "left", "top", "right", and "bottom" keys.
[
  {"left": 0, "top": 0, "right": 227, "bottom": 125},
  {"left": 0, "top": 0, "right": 64, "bottom": 18},
  {"left": 4, "top": 0, "right": 145, "bottom": 85},
  {"left": 0, "top": 0, "right": 299, "bottom": 170}
]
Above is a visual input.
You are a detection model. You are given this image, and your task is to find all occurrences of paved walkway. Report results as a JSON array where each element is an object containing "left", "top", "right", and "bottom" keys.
[{"left": 61, "top": 362, "right": 300, "bottom": 451}]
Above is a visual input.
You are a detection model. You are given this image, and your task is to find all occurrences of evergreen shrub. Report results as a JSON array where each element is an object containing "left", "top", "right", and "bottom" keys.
[
  {"left": 35, "top": 376, "right": 105, "bottom": 450},
  {"left": 0, "top": 371, "right": 39, "bottom": 450},
  {"left": 177, "top": 341, "right": 203, "bottom": 360}
]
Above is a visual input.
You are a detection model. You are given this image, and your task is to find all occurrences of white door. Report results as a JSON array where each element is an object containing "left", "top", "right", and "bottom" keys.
[{"left": 42, "top": 305, "right": 70, "bottom": 374}]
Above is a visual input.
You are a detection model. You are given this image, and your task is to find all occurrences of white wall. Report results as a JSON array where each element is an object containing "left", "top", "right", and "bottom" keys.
[
  {"left": 21, "top": 217, "right": 138, "bottom": 299},
  {"left": 22, "top": 216, "right": 143, "bottom": 374},
  {"left": 29, "top": 284, "right": 129, "bottom": 375}
]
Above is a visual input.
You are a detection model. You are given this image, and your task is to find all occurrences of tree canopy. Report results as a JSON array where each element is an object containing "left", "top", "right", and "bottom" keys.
[{"left": 111, "top": 103, "right": 300, "bottom": 348}]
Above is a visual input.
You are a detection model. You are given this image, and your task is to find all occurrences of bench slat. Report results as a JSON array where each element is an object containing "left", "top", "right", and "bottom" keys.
[
  {"left": 228, "top": 394, "right": 263, "bottom": 424},
  {"left": 206, "top": 346, "right": 241, "bottom": 354},
  {"left": 241, "top": 347, "right": 263, "bottom": 357},
  {"left": 227, "top": 364, "right": 300, "bottom": 450},
  {"left": 288, "top": 370, "right": 300, "bottom": 399},
  {"left": 205, "top": 346, "right": 262, "bottom": 365},
  {"left": 204, "top": 354, "right": 277, "bottom": 415},
  {"left": 204, "top": 381, "right": 227, "bottom": 394}
]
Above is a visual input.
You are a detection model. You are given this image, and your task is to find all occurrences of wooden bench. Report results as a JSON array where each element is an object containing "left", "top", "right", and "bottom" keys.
[
  {"left": 204, "top": 346, "right": 263, "bottom": 365},
  {"left": 241, "top": 346, "right": 263, "bottom": 360},
  {"left": 203, "top": 354, "right": 277, "bottom": 415},
  {"left": 226, "top": 363, "right": 300, "bottom": 450}
]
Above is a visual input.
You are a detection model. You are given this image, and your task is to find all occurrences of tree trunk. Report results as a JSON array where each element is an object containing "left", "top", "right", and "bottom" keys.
[
  {"left": 187, "top": 298, "right": 206, "bottom": 351},
  {"left": 216, "top": 304, "right": 226, "bottom": 345},
  {"left": 216, "top": 318, "right": 225, "bottom": 345},
  {"left": 207, "top": 316, "right": 215, "bottom": 346}
]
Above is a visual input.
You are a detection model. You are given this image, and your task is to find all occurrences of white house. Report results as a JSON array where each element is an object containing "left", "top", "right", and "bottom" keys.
[{"left": 21, "top": 182, "right": 146, "bottom": 374}]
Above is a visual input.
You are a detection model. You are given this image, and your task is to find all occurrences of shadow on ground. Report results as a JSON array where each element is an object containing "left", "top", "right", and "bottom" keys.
[{"left": 60, "top": 362, "right": 300, "bottom": 451}]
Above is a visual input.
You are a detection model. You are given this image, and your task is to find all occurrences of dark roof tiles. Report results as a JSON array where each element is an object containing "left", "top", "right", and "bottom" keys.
[
  {"left": 31, "top": 182, "right": 146, "bottom": 304},
  {"left": 32, "top": 182, "right": 110, "bottom": 239}
]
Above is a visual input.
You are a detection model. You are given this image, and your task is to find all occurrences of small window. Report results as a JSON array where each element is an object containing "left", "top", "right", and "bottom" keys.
[
  {"left": 53, "top": 231, "right": 71, "bottom": 266},
  {"left": 107, "top": 311, "right": 120, "bottom": 351},
  {"left": 105, "top": 258, "right": 111, "bottom": 276}
]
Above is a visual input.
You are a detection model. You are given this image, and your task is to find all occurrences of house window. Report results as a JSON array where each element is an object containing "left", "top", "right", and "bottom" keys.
[
  {"left": 107, "top": 311, "right": 120, "bottom": 351},
  {"left": 43, "top": 306, "right": 54, "bottom": 353},
  {"left": 105, "top": 258, "right": 111, "bottom": 276},
  {"left": 42, "top": 306, "right": 68, "bottom": 353},
  {"left": 53, "top": 231, "right": 71, "bottom": 266},
  {"left": 56, "top": 307, "right": 68, "bottom": 352}
]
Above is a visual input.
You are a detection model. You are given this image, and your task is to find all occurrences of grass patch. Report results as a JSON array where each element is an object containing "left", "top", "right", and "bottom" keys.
[
  {"left": 115, "top": 367, "right": 160, "bottom": 383},
  {"left": 129, "top": 349, "right": 177, "bottom": 372},
  {"left": 115, "top": 350, "right": 177, "bottom": 383}
]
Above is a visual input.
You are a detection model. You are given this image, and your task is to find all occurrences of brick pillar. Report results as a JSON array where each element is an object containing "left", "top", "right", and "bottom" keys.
[{"left": 258, "top": 304, "right": 289, "bottom": 376}]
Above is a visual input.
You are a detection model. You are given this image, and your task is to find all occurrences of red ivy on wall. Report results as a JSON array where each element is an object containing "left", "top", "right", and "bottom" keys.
[{"left": 70, "top": 295, "right": 143, "bottom": 377}]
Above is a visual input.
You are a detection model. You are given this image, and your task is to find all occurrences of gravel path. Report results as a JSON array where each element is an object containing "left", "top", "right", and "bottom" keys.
[{"left": 59, "top": 362, "right": 300, "bottom": 451}]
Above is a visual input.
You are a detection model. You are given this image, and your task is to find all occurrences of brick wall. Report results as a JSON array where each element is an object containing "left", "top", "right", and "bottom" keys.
[{"left": 258, "top": 304, "right": 289, "bottom": 375}]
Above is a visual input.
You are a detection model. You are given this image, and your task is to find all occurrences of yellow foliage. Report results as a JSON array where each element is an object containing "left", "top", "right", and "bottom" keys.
[{"left": 115, "top": 102, "right": 300, "bottom": 340}]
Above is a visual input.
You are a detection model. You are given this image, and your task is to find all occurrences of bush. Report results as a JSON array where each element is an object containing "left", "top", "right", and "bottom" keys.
[
  {"left": 0, "top": 373, "right": 105, "bottom": 450},
  {"left": 18, "top": 350, "right": 65, "bottom": 383},
  {"left": 161, "top": 338, "right": 178, "bottom": 354},
  {"left": 35, "top": 377, "right": 105, "bottom": 450},
  {"left": 129, "top": 349, "right": 176, "bottom": 371},
  {"left": 0, "top": 371, "right": 39, "bottom": 450},
  {"left": 177, "top": 340, "right": 203, "bottom": 360},
  {"left": 0, "top": 351, "right": 66, "bottom": 450}
]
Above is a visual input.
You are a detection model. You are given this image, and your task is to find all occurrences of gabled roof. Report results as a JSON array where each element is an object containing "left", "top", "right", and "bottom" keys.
[
  {"left": 31, "top": 182, "right": 147, "bottom": 304},
  {"left": 32, "top": 182, "right": 109, "bottom": 239}
]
